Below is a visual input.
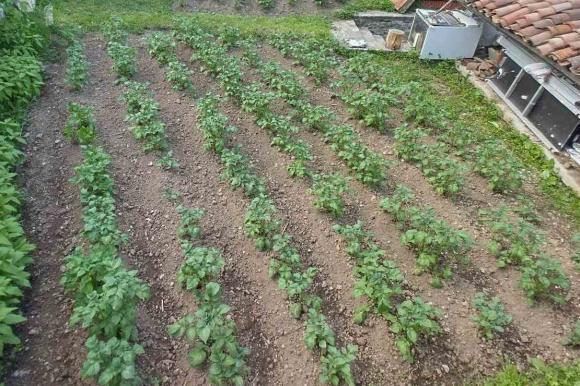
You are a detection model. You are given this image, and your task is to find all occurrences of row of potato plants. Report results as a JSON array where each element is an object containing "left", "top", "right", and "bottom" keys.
[
  {"left": 269, "top": 34, "right": 469, "bottom": 198},
  {"left": 168, "top": 205, "right": 249, "bottom": 385},
  {"left": 102, "top": 17, "right": 137, "bottom": 81},
  {"left": 102, "top": 20, "right": 174, "bottom": 164},
  {"left": 0, "top": 3, "right": 44, "bottom": 360},
  {"left": 195, "top": 91, "right": 357, "bottom": 385},
  {"left": 380, "top": 185, "right": 473, "bottom": 288},
  {"left": 145, "top": 32, "right": 195, "bottom": 95},
  {"left": 333, "top": 54, "right": 572, "bottom": 304},
  {"left": 65, "top": 34, "right": 88, "bottom": 91},
  {"left": 174, "top": 25, "right": 354, "bottom": 218},
  {"left": 61, "top": 112, "right": 149, "bottom": 385}
]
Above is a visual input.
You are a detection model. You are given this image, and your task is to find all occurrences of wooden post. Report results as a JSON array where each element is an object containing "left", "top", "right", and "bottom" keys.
[{"left": 385, "top": 29, "right": 405, "bottom": 51}]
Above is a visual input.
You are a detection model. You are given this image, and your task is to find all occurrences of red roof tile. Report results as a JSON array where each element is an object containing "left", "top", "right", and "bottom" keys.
[{"left": 469, "top": 0, "right": 580, "bottom": 73}]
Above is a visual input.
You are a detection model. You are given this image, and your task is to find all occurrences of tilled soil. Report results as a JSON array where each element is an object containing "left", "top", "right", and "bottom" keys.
[{"left": 6, "top": 32, "right": 580, "bottom": 386}]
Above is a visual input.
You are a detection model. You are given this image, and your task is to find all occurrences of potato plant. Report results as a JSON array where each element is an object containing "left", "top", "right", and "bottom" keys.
[
  {"left": 170, "top": 206, "right": 249, "bottom": 385},
  {"left": 63, "top": 102, "right": 96, "bottom": 145},
  {"left": 269, "top": 34, "right": 338, "bottom": 85},
  {"left": 387, "top": 299, "right": 442, "bottom": 363},
  {"left": 165, "top": 59, "right": 194, "bottom": 94},
  {"left": 479, "top": 207, "right": 544, "bottom": 268},
  {"left": 244, "top": 195, "right": 281, "bottom": 251},
  {"left": 107, "top": 41, "right": 136, "bottom": 80},
  {"left": 564, "top": 320, "right": 580, "bottom": 347},
  {"left": 519, "top": 256, "right": 570, "bottom": 305},
  {"left": 145, "top": 32, "right": 176, "bottom": 66},
  {"left": 310, "top": 173, "right": 349, "bottom": 217},
  {"left": 63, "top": 145, "right": 149, "bottom": 384},
  {"left": 394, "top": 126, "right": 466, "bottom": 198},
  {"left": 192, "top": 86, "right": 356, "bottom": 381},
  {"left": 121, "top": 81, "right": 168, "bottom": 152},
  {"left": 341, "top": 88, "right": 395, "bottom": 132},
  {"left": 320, "top": 345, "right": 357, "bottom": 386},
  {"left": 333, "top": 221, "right": 443, "bottom": 361},
  {"left": 220, "top": 148, "right": 268, "bottom": 198},
  {"left": 65, "top": 39, "right": 88, "bottom": 91},
  {"left": 325, "top": 125, "right": 387, "bottom": 187},
  {"left": 197, "top": 94, "right": 237, "bottom": 155},
  {"left": 474, "top": 140, "right": 524, "bottom": 193},
  {"left": 472, "top": 292, "right": 512, "bottom": 340}
]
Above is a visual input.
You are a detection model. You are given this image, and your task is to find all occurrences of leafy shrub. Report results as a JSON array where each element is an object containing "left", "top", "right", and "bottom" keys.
[
  {"left": 258, "top": 0, "right": 274, "bottom": 9},
  {"left": 472, "top": 292, "right": 512, "bottom": 340},
  {"left": 310, "top": 173, "right": 349, "bottom": 217},
  {"left": 63, "top": 102, "right": 96, "bottom": 145},
  {"left": 519, "top": 256, "right": 570, "bottom": 304},
  {"left": 0, "top": 53, "right": 43, "bottom": 119}
]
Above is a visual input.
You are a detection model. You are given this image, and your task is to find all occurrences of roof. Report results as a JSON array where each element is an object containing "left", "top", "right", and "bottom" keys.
[{"left": 470, "top": 0, "right": 580, "bottom": 76}]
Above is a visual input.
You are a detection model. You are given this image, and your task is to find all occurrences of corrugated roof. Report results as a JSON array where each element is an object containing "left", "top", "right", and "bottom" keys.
[{"left": 470, "top": 0, "right": 580, "bottom": 75}]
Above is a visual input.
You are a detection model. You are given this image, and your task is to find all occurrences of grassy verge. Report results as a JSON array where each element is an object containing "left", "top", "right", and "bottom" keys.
[
  {"left": 335, "top": 0, "right": 395, "bottom": 19},
  {"left": 469, "top": 360, "right": 580, "bottom": 385}
]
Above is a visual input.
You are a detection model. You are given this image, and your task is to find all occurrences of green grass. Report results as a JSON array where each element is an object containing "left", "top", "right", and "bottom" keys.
[
  {"left": 335, "top": 0, "right": 395, "bottom": 19},
  {"left": 470, "top": 360, "right": 580, "bottom": 385},
  {"left": 49, "top": 0, "right": 330, "bottom": 36},
  {"left": 50, "top": 0, "right": 175, "bottom": 32},
  {"left": 189, "top": 13, "right": 331, "bottom": 37}
]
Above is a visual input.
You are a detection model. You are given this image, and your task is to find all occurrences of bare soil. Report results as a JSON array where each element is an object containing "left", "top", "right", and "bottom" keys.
[{"left": 5, "top": 32, "right": 579, "bottom": 386}]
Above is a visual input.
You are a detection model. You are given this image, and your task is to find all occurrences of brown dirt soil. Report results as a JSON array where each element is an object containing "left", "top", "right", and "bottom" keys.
[
  {"left": 7, "top": 30, "right": 580, "bottom": 386},
  {"left": 178, "top": 0, "right": 343, "bottom": 17}
]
